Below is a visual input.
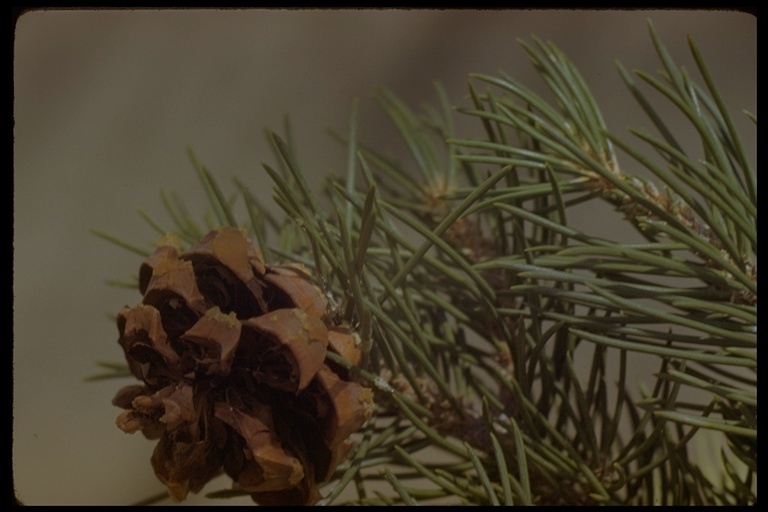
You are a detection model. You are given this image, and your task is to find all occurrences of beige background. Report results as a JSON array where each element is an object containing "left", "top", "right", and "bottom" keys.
[{"left": 13, "top": 9, "right": 755, "bottom": 505}]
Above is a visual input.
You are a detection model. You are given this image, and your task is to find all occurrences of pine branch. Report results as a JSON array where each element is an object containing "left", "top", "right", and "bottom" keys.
[{"left": 93, "top": 20, "right": 755, "bottom": 506}]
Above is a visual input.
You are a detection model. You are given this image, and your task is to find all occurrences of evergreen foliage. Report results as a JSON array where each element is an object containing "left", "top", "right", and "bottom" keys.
[{"left": 93, "top": 21, "right": 756, "bottom": 505}]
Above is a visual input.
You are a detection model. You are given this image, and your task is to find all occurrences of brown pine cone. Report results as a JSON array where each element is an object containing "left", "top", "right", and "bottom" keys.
[{"left": 112, "top": 227, "right": 373, "bottom": 505}]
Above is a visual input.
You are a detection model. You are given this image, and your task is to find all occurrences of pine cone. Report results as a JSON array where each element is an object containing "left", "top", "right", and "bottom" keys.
[{"left": 112, "top": 227, "right": 373, "bottom": 505}]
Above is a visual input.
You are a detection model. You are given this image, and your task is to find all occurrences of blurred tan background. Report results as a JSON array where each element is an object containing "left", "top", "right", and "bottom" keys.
[{"left": 13, "top": 9, "right": 755, "bottom": 505}]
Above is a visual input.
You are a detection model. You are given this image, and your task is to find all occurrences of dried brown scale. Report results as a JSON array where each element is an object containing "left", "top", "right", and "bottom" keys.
[
  {"left": 112, "top": 226, "right": 372, "bottom": 505},
  {"left": 213, "top": 393, "right": 304, "bottom": 493},
  {"left": 326, "top": 326, "right": 363, "bottom": 378},
  {"left": 116, "top": 304, "right": 180, "bottom": 386},
  {"left": 265, "top": 264, "right": 331, "bottom": 319},
  {"left": 239, "top": 309, "right": 328, "bottom": 393},
  {"left": 138, "top": 235, "right": 181, "bottom": 295},
  {"left": 178, "top": 307, "right": 241, "bottom": 377}
]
